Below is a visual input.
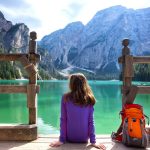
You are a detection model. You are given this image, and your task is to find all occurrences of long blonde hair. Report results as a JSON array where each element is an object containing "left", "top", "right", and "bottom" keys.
[{"left": 65, "top": 73, "right": 96, "bottom": 105}]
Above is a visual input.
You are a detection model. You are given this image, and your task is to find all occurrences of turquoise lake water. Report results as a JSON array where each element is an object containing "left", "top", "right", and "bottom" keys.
[{"left": 0, "top": 80, "right": 150, "bottom": 135}]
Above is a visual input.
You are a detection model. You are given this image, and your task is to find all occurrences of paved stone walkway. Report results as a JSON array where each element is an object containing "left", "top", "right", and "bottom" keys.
[{"left": 0, "top": 135, "right": 149, "bottom": 150}]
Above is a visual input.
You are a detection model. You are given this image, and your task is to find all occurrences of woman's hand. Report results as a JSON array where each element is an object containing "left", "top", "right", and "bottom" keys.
[
  {"left": 49, "top": 141, "right": 64, "bottom": 147},
  {"left": 91, "top": 143, "right": 106, "bottom": 150}
]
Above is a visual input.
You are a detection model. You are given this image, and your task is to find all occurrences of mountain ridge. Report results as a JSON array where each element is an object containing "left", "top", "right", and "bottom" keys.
[
  {"left": 39, "top": 5, "right": 150, "bottom": 79},
  {"left": 1, "top": 6, "right": 150, "bottom": 80}
]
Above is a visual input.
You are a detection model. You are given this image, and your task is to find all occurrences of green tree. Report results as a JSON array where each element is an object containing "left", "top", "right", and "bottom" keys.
[{"left": 133, "top": 64, "right": 150, "bottom": 81}]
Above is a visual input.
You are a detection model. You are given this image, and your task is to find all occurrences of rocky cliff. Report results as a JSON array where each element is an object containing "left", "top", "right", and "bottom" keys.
[
  {"left": 39, "top": 5, "right": 150, "bottom": 79},
  {"left": 0, "top": 11, "right": 61, "bottom": 79},
  {"left": 0, "top": 11, "right": 29, "bottom": 53},
  {"left": 1, "top": 5, "right": 150, "bottom": 80},
  {"left": 0, "top": 11, "right": 29, "bottom": 79}
]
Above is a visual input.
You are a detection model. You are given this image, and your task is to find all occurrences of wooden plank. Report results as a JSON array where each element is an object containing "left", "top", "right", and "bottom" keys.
[
  {"left": 29, "top": 33, "right": 37, "bottom": 84},
  {"left": 29, "top": 54, "right": 37, "bottom": 84},
  {"left": 133, "top": 57, "right": 150, "bottom": 64},
  {"left": 28, "top": 32, "right": 38, "bottom": 125},
  {"left": 0, "top": 54, "right": 40, "bottom": 62},
  {"left": 137, "top": 86, "right": 150, "bottom": 94},
  {"left": 121, "top": 40, "right": 133, "bottom": 106},
  {"left": 29, "top": 32, "right": 37, "bottom": 84},
  {"left": 122, "top": 39, "right": 130, "bottom": 55},
  {"left": 0, "top": 54, "right": 28, "bottom": 61},
  {"left": 29, "top": 40, "right": 37, "bottom": 53},
  {"left": 0, "top": 85, "right": 27, "bottom": 93},
  {"left": 0, "top": 124, "right": 37, "bottom": 141},
  {"left": 0, "top": 85, "right": 40, "bottom": 93},
  {"left": 124, "top": 86, "right": 138, "bottom": 104},
  {"left": 29, "top": 108, "right": 37, "bottom": 124},
  {"left": 122, "top": 85, "right": 150, "bottom": 94},
  {"left": 124, "top": 78, "right": 132, "bottom": 86},
  {"left": 36, "top": 85, "right": 40, "bottom": 93},
  {"left": 0, "top": 124, "right": 36, "bottom": 128},
  {"left": 27, "top": 84, "right": 37, "bottom": 108},
  {"left": 118, "top": 56, "right": 123, "bottom": 63},
  {"left": 19, "top": 56, "right": 37, "bottom": 76},
  {"left": 124, "top": 55, "right": 134, "bottom": 77},
  {"left": 0, "top": 135, "right": 119, "bottom": 149},
  {"left": 119, "top": 56, "right": 150, "bottom": 64}
]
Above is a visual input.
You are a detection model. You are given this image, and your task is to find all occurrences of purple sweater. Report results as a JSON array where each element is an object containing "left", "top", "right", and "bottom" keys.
[{"left": 59, "top": 95, "right": 96, "bottom": 143}]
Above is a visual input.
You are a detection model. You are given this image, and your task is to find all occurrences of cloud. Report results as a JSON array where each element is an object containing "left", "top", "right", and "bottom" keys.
[
  {"left": 0, "top": 0, "right": 30, "bottom": 9},
  {"left": 74, "top": 0, "right": 150, "bottom": 25},
  {"left": 62, "top": 2, "right": 84, "bottom": 19},
  {"left": 13, "top": 16, "right": 42, "bottom": 29},
  {"left": 0, "top": 0, "right": 150, "bottom": 40},
  {"left": 0, "top": 6, "right": 42, "bottom": 37}
]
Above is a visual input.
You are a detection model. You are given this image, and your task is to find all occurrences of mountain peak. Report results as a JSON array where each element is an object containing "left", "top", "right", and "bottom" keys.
[
  {"left": 39, "top": 6, "right": 150, "bottom": 79},
  {"left": 64, "top": 21, "right": 84, "bottom": 30},
  {"left": 108, "top": 5, "right": 127, "bottom": 9},
  {"left": 95, "top": 5, "right": 127, "bottom": 17}
]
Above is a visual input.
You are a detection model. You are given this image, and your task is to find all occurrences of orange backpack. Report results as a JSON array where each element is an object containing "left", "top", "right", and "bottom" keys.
[{"left": 121, "top": 104, "right": 149, "bottom": 148}]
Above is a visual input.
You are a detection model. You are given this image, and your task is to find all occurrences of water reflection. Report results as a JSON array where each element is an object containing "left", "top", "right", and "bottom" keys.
[
  {"left": 38, "top": 118, "right": 59, "bottom": 134},
  {"left": 0, "top": 93, "right": 28, "bottom": 123}
]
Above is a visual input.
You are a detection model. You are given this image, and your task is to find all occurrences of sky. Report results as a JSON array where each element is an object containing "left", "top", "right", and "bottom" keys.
[{"left": 0, "top": 0, "right": 150, "bottom": 40}]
